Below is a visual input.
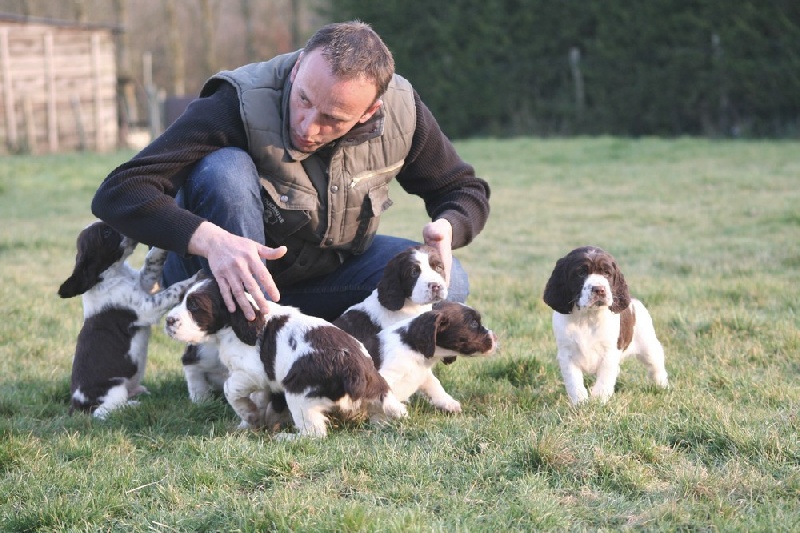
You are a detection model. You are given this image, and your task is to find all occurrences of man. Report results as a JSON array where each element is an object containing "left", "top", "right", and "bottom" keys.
[{"left": 92, "top": 21, "right": 490, "bottom": 322}]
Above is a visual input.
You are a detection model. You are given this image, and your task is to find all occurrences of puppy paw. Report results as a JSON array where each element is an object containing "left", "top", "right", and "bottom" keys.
[
  {"left": 381, "top": 394, "right": 408, "bottom": 419},
  {"left": 568, "top": 387, "right": 590, "bottom": 405},
  {"left": 433, "top": 397, "right": 462, "bottom": 414},
  {"left": 652, "top": 372, "right": 670, "bottom": 389}
]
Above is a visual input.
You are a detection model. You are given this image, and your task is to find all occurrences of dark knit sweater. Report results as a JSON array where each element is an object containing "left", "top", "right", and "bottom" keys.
[{"left": 92, "top": 81, "right": 490, "bottom": 257}]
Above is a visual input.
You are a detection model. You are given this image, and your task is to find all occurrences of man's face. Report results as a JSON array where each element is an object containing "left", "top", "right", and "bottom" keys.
[{"left": 288, "top": 49, "right": 382, "bottom": 153}]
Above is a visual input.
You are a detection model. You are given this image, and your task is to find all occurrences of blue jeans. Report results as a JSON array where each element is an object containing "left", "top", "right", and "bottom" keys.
[{"left": 163, "top": 148, "right": 469, "bottom": 321}]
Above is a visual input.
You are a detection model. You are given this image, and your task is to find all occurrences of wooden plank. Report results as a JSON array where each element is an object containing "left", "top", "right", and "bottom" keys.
[
  {"left": 44, "top": 30, "right": 58, "bottom": 151},
  {"left": 92, "top": 32, "right": 103, "bottom": 150},
  {"left": 0, "top": 27, "right": 17, "bottom": 150}
]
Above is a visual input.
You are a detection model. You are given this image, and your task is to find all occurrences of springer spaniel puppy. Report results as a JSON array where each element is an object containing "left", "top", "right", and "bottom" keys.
[
  {"left": 374, "top": 301, "right": 498, "bottom": 415},
  {"left": 58, "top": 221, "right": 198, "bottom": 418},
  {"left": 543, "top": 246, "right": 669, "bottom": 405},
  {"left": 164, "top": 278, "right": 408, "bottom": 439},
  {"left": 333, "top": 244, "right": 448, "bottom": 351}
]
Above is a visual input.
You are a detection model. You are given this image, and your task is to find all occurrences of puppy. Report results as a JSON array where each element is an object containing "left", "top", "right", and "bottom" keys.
[
  {"left": 542, "top": 245, "right": 669, "bottom": 405},
  {"left": 58, "top": 221, "right": 197, "bottom": 418},
  {"left": 333, "top": 244, "right": 448, "bottom": 350},
  {"left": 164, "top": 278, "right": 408, "bottom": 439},
  {"left": 374, "top": 301, "right": 498, "bottom": 414}
]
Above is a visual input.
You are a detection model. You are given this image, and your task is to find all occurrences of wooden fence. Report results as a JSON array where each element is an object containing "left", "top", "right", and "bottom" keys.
[{"left": 0, "top": 15, "right": 118, "bottom": 154}]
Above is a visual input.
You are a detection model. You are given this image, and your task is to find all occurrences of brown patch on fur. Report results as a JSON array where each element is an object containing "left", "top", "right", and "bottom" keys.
[
  {"left": 617, "top": 304, "right": 636, "bottom": 351},
  {"left": 281, "top": 325, "right": 389, "bottom": 402},
  {"left": 259, "top": 315, "right": 290, "bottom": 381}
]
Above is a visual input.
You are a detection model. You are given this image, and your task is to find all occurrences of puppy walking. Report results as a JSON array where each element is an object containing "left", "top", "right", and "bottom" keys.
[
  {"left": 58, "top": 221, "right": 197, "bottom": 418},
  {"left": 543, "top": 246, "right": 669, "bottom": 405},
  {"left": 164, "top": 277, "right": 407, "bottom": 439},
  {"left": 374, "top": 301, "right": 498, "bottom": 415}
]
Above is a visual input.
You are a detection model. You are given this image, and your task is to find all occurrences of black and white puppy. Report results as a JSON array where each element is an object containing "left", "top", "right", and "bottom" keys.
[
  {"left": 333, "top": 245, "right": 448, "bottom": 349},
  {"left": 374, "top": 301, "right": 498, "bottom": 414},
  {"left": 543, "top": 246, "right": 669, "bottom": 405},
  {"left": 164, "top": 278, "right": 408, "bottom": 439},
  {"left": 58, "top": 221, "right": 198, "bottom": 418}
]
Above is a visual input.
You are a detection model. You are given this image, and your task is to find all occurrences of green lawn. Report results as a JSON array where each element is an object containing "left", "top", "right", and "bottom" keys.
[{"left": 1, "top": 137, "right": 798, "bottom": 531}]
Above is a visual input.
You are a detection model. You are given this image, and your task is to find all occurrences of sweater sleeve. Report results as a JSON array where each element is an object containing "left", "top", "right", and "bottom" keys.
[
  {"left": 91, "top": 81, "right": 248, "bottom": 255},
  {"left": 395, "top": 91, "right": 491, "bottom": 249}
]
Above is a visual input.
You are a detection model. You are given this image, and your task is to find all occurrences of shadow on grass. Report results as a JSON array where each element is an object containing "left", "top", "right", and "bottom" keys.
[{"left": 0, "top": 375, "right": 240, "bottom": 439}]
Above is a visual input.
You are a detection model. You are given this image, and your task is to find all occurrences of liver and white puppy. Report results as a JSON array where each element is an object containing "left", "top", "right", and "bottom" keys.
[
  {"left": 543, "top": 245, "right": 669, "bottom": 405},
  {"left": 374, "top": 301, "right": 498, "bottom": 415},
  {"left": 58, "top": 221, "right": 197, "bottom": 418},
  {"left": 333, "top": 245, "right": 448, "bottom": 348},
  {"left": 164, "top": 278, "right": 407, "bottom": 439}
]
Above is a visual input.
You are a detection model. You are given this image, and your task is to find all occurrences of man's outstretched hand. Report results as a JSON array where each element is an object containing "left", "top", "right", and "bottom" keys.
[
  {"left": 189, "top": 221, "right": 287, "bottom": 321},
  {"left": 423, "top": 218, "right": 453, "bottom": 285}
]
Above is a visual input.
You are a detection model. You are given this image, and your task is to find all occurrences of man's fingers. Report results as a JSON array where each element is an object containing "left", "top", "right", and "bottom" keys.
[
  {"left": 260, "top": 245, "right": 287, "bottom": 261},
  {"left": 215, "top": 276, "right": 238, "bottom": 315}
]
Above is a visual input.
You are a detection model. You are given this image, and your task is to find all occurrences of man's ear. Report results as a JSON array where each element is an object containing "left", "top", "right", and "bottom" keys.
[
  {"left": 290, "top": 51, "right": 305, "bottom": 82},
  {"left": 358, "top": 98, "right": 382, "bottom": 123}
]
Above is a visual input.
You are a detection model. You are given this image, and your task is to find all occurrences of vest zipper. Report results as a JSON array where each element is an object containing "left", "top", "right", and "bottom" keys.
[{"left": 348, "top": 160, "right": 404, "bottom": 189}]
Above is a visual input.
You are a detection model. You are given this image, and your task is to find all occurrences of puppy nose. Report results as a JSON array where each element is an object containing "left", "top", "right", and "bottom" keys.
[
  {"left": 165, "top": 316, "right": 177, "bottom": 327},
  {"left": 591, "top": 286, "right": 606, "bottom": 296},
  {"left": 429, "top": 282, "right": 443, "bottom": 297}
]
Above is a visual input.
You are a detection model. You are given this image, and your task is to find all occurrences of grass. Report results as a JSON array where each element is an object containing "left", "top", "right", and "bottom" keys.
[{"left": 1, "top": 137, "right": 798, "bottom": 531}]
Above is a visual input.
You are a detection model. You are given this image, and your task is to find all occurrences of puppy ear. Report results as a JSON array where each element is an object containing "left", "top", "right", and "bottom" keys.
[
  {"left": 229, "top": 303, "right": 265, "bottom": 346},
  {"left": 377, "top": 267, "right": 406, "bottom": 311},
  {"left": 57, "top": 255, "right": 102, "bottom": 298},
  {"left": 542, "top": 257, "right": 574, "bottom": 314},
  {"left": 609, "top": 263, "right": 631, "bottom": 313},
  {"left": 405, "top": 311, "right": 446, "bottom": 358}
]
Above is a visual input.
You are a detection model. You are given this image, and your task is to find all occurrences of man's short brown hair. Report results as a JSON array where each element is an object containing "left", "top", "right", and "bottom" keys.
[{"left": 303, "top": 20, "right": 395, "bottom": 99}]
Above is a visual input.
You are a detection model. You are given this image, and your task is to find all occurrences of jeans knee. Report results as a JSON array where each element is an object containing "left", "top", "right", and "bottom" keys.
[
  {"left": 183, "top": 148, "right": 259, "bottom": 204},
  {"left": 447, "top": 257, "right": 470, "bottom": 303}
]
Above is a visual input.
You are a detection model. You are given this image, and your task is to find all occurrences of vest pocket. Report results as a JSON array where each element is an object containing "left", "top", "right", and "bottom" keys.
[
  {"left": 350, "top": 184, "right": 393, "bottom": 254},
  {"left": 260, "top": 186, "right": 313, "bottom": 244}
]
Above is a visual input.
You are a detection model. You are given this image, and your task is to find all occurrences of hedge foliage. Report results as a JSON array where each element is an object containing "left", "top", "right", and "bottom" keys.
[{"left": 326, "top": 0, "right": 800, "bottom": 138}]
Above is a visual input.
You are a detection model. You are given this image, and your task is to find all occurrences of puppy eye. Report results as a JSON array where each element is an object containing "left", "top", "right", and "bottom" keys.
[
  {"left": 410, "top": 265, "right": 421, "bottom": 276},
  {"left": 102, "top": 228, "right": 113, "bottom": 238},
  {"left": 433, "top": 263, "right": 444, "bottom": 273},
  {"left": 186, "top": 300, "right": 199, "bottom": 312},
  {"left": 470, "top": 320, "right": 480, "bottom": 329}
]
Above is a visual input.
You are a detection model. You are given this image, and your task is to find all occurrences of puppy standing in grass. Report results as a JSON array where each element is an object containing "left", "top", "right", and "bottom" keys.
[
  {"left": 164, "top": 277, "right": 408, "bottom": 439},
  {"left": 543, "top": 246, "right": 669, "bottom": 405},
  {"left": 373, "top": 301, "right": 498, "bottom": 415},
  {"left": 58, "top": 221, "right": 198, "bottom": 418}
]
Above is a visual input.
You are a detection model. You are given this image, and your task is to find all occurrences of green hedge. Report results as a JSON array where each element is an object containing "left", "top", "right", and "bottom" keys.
[{"left": 326, "top": 0, "right": 800, "bottom": 138}]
